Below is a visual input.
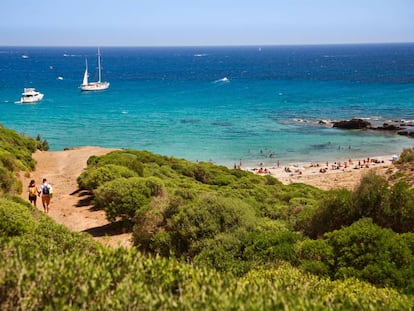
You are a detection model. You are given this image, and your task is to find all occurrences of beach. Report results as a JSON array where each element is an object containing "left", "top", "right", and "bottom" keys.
[
  {"left": 19, "top": 147, "right": 399, "bottom": 248},
  {"left": 246, "top": 155, "right": 395, "bottom": 190}
]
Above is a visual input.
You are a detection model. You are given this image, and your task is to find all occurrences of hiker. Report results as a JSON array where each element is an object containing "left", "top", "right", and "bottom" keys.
[
  {"left": 28, "top": 179, "right": 40, "bottom": 207},
  {"left": 40, "top": 178, "right": 53, "bottom": 213}
]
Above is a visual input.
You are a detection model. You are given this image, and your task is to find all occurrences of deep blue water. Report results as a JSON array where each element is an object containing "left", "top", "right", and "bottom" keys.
[{"left": 1, "top": 44, "right": 414, "bottom": 167}]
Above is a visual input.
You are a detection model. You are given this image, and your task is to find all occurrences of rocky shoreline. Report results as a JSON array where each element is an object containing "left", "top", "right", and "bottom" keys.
[{"left": 330, "top": 118, "right": 414, "bottom": 137}]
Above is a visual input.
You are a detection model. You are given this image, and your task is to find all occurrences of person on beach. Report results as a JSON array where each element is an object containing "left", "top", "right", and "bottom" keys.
[
  {"left": 28, "top": 179, "right": 40, "bottom": 207},
  {"left": 40, "top": 178, "right": 53, "bottom": 213}
]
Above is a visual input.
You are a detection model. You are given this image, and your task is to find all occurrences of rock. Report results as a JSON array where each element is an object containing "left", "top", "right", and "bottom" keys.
[
  {"left": 372, "top": 123, "right": 404, "bottom": 131},
  {"left": 332, "top": 118, "right": 371, "bottom": 129},
  {"left": 397, "top": 130, "right": 414, "bottom": 137}
]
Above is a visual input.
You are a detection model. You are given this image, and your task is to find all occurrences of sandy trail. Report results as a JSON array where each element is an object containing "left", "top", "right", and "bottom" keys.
[{"left": 20, "top": 146, "right": 132, "bottom": 248}]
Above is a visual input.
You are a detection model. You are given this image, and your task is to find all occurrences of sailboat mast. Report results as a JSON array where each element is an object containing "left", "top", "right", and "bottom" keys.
[{"left": 97, "top": 48, "right": 102, "bottom": 83}]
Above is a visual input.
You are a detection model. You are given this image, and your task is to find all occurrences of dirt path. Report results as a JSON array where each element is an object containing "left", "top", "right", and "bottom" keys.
[{"left": 20, "top": 146, "right": 132, "bottom": 248}]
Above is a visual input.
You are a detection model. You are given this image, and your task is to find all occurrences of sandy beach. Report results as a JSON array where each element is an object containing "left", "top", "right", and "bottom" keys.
[
  {"left": 19, "top": 147, "right": 397, "bottom": 247},
  {"left": 245, "top": 155, "right": 396, "bottom": 190}
]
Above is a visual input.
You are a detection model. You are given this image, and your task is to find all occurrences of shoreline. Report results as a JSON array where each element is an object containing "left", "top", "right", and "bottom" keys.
[{"left": 242, "top": 153, "right": 397, "bottom": 190}]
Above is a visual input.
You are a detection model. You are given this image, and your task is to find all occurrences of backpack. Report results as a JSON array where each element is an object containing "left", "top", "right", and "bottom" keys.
[
  {"left": 42, "top": 185, "right": 50, "bottom": 195},
  {"left": 29, "top": 186, "right": 37, "bottom": 196}
]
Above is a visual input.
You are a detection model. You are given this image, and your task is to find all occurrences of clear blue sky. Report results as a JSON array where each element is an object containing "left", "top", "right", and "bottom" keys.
[{"left": 1, "top": 0, "right": 413, "bottom": 46}]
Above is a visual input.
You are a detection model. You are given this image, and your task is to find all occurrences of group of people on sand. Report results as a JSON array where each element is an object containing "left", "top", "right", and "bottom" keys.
[{"left": 28, "top": 178, "right": 53, "bottom": 213}]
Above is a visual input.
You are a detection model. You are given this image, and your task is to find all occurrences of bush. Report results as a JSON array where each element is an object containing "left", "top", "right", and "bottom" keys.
[
  {"left": 243, "top": 230, "right": 301, "bottom": 264},
  {"left": 396, "top": 148, "right": 414, "bottom": 164},
  {"left": 194, "top": 233, "right": 252, "bottom": 275},
  {"left": 0, "top": 127, "right": 37, "bottom": 170},
  {"left": 325, "top": 218, "right": 414, "bottom": 291},
  {"left": 303, "top": 189, "right": 353, "bottom": 238},
  {"left": 168, "top": 194, "right": 258, "bottom": 256},
  {"left": 0, "top": 198, "right": 37, "bottom": 237},
  {"left": 295, "top": 239, "right": 334, "bottom": 276},
  {"left": 387, "top": 181, "right": 414, "bottom": 232},
  {"left": 94, "top": 177, "right": 165, "bottom": 222},
  {"left": 133, "top": 199, "right": 171, "bottom": 255},
  {"left": 85, "top": 150, "right": 159, "bottom": 175},
  {"left": 77, "top": 164, "right": 138, "bottom": 190},
  {"left": 0, "top": 167, "right": 21, "bottom": 195},
  {"left": 352, "top": 172, "right": 389, "bottom": 223},
  {"left": 35, "top": 134, "right": 49, "bottom": 151}
]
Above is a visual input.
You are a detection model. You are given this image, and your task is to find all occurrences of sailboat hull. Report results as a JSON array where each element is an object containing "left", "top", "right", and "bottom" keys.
[{"left": 80, "top": 81, "right": 110, "bottom": 91}]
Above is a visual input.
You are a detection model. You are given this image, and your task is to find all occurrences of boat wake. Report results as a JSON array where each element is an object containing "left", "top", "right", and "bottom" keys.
[
  {"left": 63, "top": 53, "right": 81, "bottom": 57},
  {"left": 213, "top": 77, "right": 230, "bottom": 83}
]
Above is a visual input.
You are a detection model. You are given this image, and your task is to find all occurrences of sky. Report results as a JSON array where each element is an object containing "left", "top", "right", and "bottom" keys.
[{"left": 1, "top": 0, "right": 413, "bottom": 46}]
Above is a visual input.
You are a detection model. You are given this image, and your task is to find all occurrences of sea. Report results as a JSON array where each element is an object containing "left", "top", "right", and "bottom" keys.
[{"left": 1, "top": 44, "right": 414, "bottom": 167}]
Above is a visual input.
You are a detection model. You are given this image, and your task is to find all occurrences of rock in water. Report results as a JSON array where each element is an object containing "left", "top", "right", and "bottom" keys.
[{"left": 332, "top": 118, "right": 371, "bottom": 129}]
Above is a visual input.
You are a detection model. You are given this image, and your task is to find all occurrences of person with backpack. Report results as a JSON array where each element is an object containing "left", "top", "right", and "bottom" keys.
[
  {"left": 40, "top": 178, "right": 53, "bottom": 213},
  {"left": 28, "top": 179, "right": 40, "bottom": 207}
]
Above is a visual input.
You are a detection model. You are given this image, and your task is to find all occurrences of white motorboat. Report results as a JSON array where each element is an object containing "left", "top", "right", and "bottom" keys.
[
  {"left": 20, "top": 88, "right": 44, "bottom": 103},
  {"left": 80, "top": 48, "right": 110, "bottom": 91}
]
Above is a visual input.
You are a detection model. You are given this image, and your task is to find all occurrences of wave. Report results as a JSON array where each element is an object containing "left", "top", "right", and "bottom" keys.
[
  {"left": 63, "top": 53, "right": 81, "bottom": 57},
  {"left": 290, "top": 118, "right": 334, "bottom": 127},
  {"left": 194, "top": 53, "right": 207, "bottom": 57},
  {"left": 213, "top": 77, "right": 230, "bottom": 83}
]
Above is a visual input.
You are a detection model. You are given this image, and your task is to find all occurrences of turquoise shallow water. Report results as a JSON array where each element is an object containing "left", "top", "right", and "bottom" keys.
[{"left": 1, "top": 44, "right": 414, "bottom": 167}]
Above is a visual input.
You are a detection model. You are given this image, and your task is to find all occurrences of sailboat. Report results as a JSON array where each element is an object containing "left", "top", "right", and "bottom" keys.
[{"left": 80, "top": 48, "right": 110, "bottom": 91}]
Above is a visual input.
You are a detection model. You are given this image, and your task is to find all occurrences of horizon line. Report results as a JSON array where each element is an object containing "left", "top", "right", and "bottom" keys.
[{"left": 1, "top": 41, "right": 414, "bottom": 49}]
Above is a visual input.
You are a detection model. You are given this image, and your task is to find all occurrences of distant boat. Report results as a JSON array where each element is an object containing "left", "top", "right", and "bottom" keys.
[
  {"left": 21, "top": 54, "right": 29, "bottom": 59},
  {"left": 20, "top": 88, "right": 44, "bottom": 103},
  {"left": 80, "top": 48, "right": 109, "bottom": 91}
]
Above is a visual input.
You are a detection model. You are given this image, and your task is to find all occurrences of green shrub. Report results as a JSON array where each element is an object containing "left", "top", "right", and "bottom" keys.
[
  {"left": 0, "top": 198, "right": 37, "bottom": 237},
  {"left": 86, "top": 150, "right": 163, "bottom": 174},
  {"left": 0, "top": 167, "right": 21, "bottom": 195},
  {"left": 194, "top": 233, "right": 251, "bottom": 275},
  {"left": 157, "top": 194, "right": 258, "bottom": 257},
  {"left": 387, "top": 181, "right": 414, "bottom": 232},
  {"left": 302, "top": 189, "right": 353, "bottom": 237},
  {"left": 94, "top": 177, "right": 165, "bottom": 222},
  {"left": 396, "top": 148, "right": 414, "bottom": 163},
  {"left": 1, "top": 248, "right": 411, "bottom": 310},
  {"left": 35, "top": 134, "right": 49, "bottom": 151},
  {"left": 243, "top": 230, "right": 301, "bottom": 264},
  {"left": 325, "top": 218, "right": 414, "bottom": 291},
  {"left": 0, "top": 127, "right": 37, "bottom": 170},
  {"left": 77, "top": 164, "right": 138, "bottom": 190},
  {"left": 295, "top": 239, "right": 334, "bottom": 276},
  {"left": 352, "top": 172, "right": 389, "bottom": 223},
  {"left": 133, "top": 199, "right": 170, "bottom": 255}
]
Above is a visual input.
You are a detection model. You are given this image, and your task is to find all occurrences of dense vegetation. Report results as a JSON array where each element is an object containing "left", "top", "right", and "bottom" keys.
[
  {"left": 1, "top": 126, "right": 414, "bottom": 309},
  {"left": 77, "top": 149, "right": 414, "bottom": 294},
  {"left": 0, "top": 125, "right": 48, "bottom": 195},
  {"left": 1, "top": 198, "right": 412, "bottom": 310}
]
